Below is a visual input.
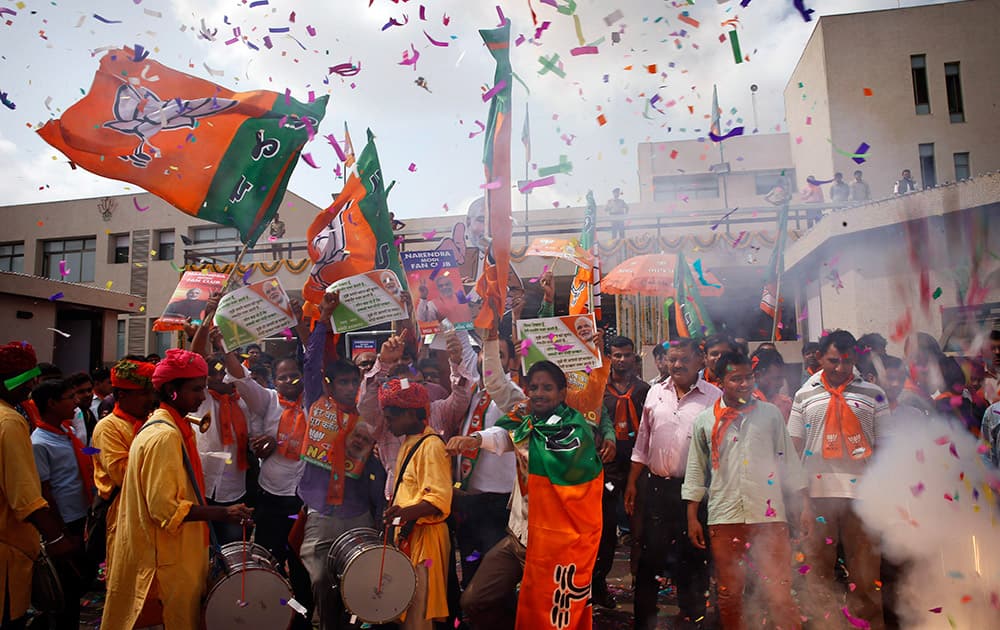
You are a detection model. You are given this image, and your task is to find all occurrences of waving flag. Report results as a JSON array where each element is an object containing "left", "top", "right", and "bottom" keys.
[
  {"left": 569, "top": 191, "right": 600, "bottom": 317},
  {"left": 674, "top": 250, "right": 716, "bottom": 339},
  {"left": 302, "top": 129, "right": 406, "bottom": 312},
  {"left": 760, "top": 202, "right": 789, "bottom": 339},
  {"left": 37, "top": 48, "right": 326, "bottom": 246},
  {"left": 497, "top": 404, "right": 603, "bottom": 630},
  {"left": 474, "top": 20, "right": 514, "bottom": 329}
]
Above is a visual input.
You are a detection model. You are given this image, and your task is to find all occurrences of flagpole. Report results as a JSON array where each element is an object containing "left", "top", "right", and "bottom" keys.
[
  {"left": 223, "top": 241, "right": 253, "bottom": 292},
  {"left": 523, "top": 103, "right": 530, "bottom": 246},
  {"left": 769, "top": 200, "right": 788, "bottom": 343}
]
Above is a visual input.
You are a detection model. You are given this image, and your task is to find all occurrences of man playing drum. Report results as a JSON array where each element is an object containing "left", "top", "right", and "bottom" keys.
[
  {"left": 296, "top": 293, "right": 386, "bottom": 630},
  {"left": 101, "top": 349, "right": 253, "bottom": 630},
  {"left": 379, "top": 378, "right": 454, "bottom": 630}
]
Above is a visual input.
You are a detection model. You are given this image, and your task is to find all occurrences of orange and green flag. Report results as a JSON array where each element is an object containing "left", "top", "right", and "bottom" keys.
[
  {"left": 569, "top": 190, "right": 599, "bottom": 317},
  {"left": 302, "top": 129, "right": 406, "bottom": 312},
  {"left": 497, "top": 402, "right": 603, "bottom": 630},
  {"left": 474, "top": 20, "right": 514, "bottom": 329},
  {"left": 37, "top": 47, "right": 327, "bottom": 246},
  {"left": 674, "top": 250, "right": 716, "bottom": 339},
  {"left": 760, "top": 202, "right": 789, "bottom": 339}
]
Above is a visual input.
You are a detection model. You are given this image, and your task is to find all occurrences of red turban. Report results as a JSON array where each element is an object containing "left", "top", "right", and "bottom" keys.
[
  {"left": 378, "top": 378, "right": 430, "bottom": 417},
  {"left": 111, "top": 359, "right": 156, "bottom": 390},
  {"left": 152, "top": 348, "right": 209, "bottom": 389},
  {"left": 0, "top": 341, "right": 37, "bottom": 377}
]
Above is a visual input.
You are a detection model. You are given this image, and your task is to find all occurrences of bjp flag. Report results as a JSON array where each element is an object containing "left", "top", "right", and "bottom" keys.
[
  {"left": 569, "top": 191, "right": 599, "bottom": 317},
  {"left": 37, "top": 47, "right": 327, "bottom": 246},
  {"left": 302, "top": 129, "right": 406, "bottom": 313},
  {"left": 497, "top": 403, "right": 603, "bottom": 630}
]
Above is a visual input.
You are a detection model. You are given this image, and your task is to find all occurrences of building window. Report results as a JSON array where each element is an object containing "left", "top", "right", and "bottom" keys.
[
  {"left": 754, "top": 170, "right": 796, "bottom": 195},
  {"left": 911, "top": 55, "right": 930, "bottom": 115},
  {"left": 944, "top": 62, "right": 964, "bottom": 123},
  {"left": 0, "top": 242, "right": 24, "bottom": 273},
  {"left": 652, "top": 174, "right": 719, "bottom": 201},
  {"left": 116, "top": 319, "right": 126, "bottom": 359},
  {"left": 110, "top": 234, "right": 130, "bottom": 264},
  {"left": 954, "top": 152, "right": 970, "bottom": 181},
  {"left": 192, "top": 226, "right": 239, "bottom": 244},
  {"left": 42, "top": 237, "right": 96, "bottom": 283},
  {"left": 919, "top": 143, "right": 936, "bottom": 189},
  {"left": 155, "top": 230, "right": 175, "bottom": 261}
]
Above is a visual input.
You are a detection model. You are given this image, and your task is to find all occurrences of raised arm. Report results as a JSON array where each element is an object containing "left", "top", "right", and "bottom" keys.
[{"left": 429, "top": 330, "right": 475, "bottom": 440}]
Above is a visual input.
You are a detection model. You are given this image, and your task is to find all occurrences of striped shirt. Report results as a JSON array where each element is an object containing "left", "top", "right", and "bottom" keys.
[{"left": 787, "top": 371, "right": 889, "bottom": 499}]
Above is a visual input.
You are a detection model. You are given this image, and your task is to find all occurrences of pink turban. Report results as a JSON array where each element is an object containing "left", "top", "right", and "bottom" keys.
[
  {"left": 152, "top": 348, "right": 208, "bottom": 389},
  {"left": 378, "top": 378, "right": 430, "bottom": 417}
]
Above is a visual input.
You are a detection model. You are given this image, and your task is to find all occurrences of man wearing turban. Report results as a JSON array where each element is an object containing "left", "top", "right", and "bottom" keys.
[
  {"left": 90, "top": 359, "right": 157, "bottom": 590},
  {"left": 379, "top": 378, "right": 453, "bottom": 630},
  {"left": 102, "top": 349, "right": 253, "bottom": 630},
  {"left": 0, "top": 341, "right": 76, "bottom": 629}
]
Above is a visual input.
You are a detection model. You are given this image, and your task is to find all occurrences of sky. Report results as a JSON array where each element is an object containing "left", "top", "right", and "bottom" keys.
[{"left": 0, "top": 0, "right": 960, "bottom": 219}]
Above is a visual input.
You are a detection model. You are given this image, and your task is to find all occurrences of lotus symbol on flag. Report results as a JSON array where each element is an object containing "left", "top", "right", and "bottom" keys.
[{"left": 104, "top": 83, "right": 238, "bottom": 167}]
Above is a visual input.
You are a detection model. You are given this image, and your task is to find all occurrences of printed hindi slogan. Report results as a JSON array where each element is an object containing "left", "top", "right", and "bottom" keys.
[
  {"left": 327, "top": 270, "right": 408, "bottom": 333},
  {"left": 515, "top": 313, "right": 603, "bottom": 373},
  {"left": 213, "top": 278, "right": 297, "bottom": 352}
]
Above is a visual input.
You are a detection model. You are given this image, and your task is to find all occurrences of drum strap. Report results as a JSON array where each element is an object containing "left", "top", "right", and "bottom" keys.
[
  {"left": 140, "top": 420, "right": 224, "bottom": 561},
  {"left": 390, "top": 434, "right": 446, "bottom": 542}
]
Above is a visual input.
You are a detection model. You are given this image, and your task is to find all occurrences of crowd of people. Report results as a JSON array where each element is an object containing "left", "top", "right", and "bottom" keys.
[{"left": 1, "top": 265, "right": 998, "bottom": 630}]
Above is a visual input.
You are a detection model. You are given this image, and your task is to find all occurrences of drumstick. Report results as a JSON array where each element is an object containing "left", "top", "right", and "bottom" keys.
[
  {"left": 377, "top": 518, "right": 397, "bottom": 594},
  {"left": 239, "top": 523, "right": 248, "bottom": 607}
]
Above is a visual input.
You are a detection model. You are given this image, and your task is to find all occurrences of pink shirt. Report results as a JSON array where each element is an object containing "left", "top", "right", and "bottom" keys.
[{"left": 631, "top": 377, "right": 721, "bottom": 478}]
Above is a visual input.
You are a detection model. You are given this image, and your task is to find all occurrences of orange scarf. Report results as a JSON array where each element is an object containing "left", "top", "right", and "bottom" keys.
[
  {"left": 608, "top": 382, "right": 638, "bottom": 441},
  {"left": 711, "top": 399, "right": 747, "bottom": 470},
  {"left": 819, "top": 372, "right": 872, "bottom": 460},
  {"left": 276, "top": 393, "right": 307, "bottom": 460},
  {"left": 112, "top": 403, "right": 147, "bottom": 435},
  {"left": 35, "top": 420, "right": 96, "bottom": 504},
  {"left": 209, "top": 389, "right": 249, "bottom": 471},
  {"left": 306, "top": 396, "right": 359, "bottom": 505},
  {"left": 162, "top": 404, "right": 206, "bottom": 498},
  {"left": 704, "top": 367, "right": 721, "bottom": 387}
]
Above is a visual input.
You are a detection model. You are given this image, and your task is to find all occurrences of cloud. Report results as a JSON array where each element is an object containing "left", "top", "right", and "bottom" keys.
[{"left": 0, "top": 0, "right": 963, "bottom": 218}]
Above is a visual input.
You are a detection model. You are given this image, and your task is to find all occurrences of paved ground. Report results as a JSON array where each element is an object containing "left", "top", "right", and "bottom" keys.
[{"left": 59, "top": 541, "right": 682, "bottom": 629}]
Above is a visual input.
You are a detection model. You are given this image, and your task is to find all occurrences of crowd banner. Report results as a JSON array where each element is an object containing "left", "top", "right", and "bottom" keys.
[
  {"left": 213, "top": 278, "right": 297, "bottom": 351},
  {"left": 516, "top": 313, "right": 603, "bottom": 374},
  {"left": 327, "top": 270, "right": 408, "bottom": 333},
  {"left": 153, "top": 271, "right": 228, "bottom": 332},
  {"left": 402, "top": 250, "right": 474, "bottom": 335}
]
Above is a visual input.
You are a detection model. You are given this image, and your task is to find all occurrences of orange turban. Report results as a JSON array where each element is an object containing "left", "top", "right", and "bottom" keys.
[{"left": 111, "top": 359, "right": 156, "bottom": 390}]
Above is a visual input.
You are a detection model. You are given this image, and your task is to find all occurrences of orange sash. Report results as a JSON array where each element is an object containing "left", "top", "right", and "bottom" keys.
[
  {"left": 820, "top": 372, "right": 872, "bottom": 460},
  {"left": 209, "top": 390, "right": 249, "bottom": 471},
  {"left": 276, "top": 394, "right": 307, "bottom": 460},
  {"left": 608, "top": 382, "right": 638, "bottom": 441},
  {"left": 704, "top": 367, "right": 721, "bottom": 387},
  {"left": 459, "top": 389, "right": 492, "bottom": 485},
  {"left": 306, "top": 396, "right": 359, "bottom": 505},
  {"left": 162, "top": 405, "right": 207, "bottom": 497},
  {"left": 112, "top": 403, "right": 147, "bottom": 435},
  {"left": 710, "top": 399, "right": 745, "bottom": 470}
]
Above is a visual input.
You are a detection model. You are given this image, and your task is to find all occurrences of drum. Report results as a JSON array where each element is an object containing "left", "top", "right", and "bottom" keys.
[
  {"left": 204, "top": 541, "right": 294, "bottom": 628},
  {"left": 327, "top": 527, "right": 416, "bottom": 624}
]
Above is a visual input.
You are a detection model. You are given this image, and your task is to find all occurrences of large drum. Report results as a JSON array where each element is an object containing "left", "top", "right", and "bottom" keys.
[
  {"left": 327, "top": 527, "right": 416, "bottom": 624},
  {"left": 204, "top": 541, "right": 294, "bottom": 628}
]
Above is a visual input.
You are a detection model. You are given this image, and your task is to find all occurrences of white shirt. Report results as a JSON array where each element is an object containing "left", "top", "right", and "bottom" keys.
[
  {"left": 195, "top": 388, "right": 253, "bottom": 502},
  {"left": 474, "top": 338, "right": 534, "bottom": 545},
  {"left": 458, "top": 387, "right": 518, "bottom": 494},
  {"left": 229, "top": 368, "right": 305, "bottom": 497}
]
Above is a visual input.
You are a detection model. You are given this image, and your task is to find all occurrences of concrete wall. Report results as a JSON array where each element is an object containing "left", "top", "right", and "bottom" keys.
[
  {"left": 787, "top": 0, "right": 1000, "bottom": 200},
  {"left": 784, "top": 22, "right": 835, "bottom": 194},
  {"left": 636, "top": 134, "right": 794, "bottom": 211},
  {"left": 0, "top": 296, "right": 58, "bottom": 363}
]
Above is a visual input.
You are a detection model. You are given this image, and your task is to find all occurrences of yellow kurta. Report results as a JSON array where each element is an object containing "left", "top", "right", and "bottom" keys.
[
  {"left": 0, "top": 400, "right": 48, "bottom": 621},
  {"left": 91, "top": 411, "right": 138, "bottom": 580},
  {"left": 393, "top": 426, "right": 453, "bottom": 621},
  {"left": 101, "top": 408, "right": 209, "bottom": 630}
]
